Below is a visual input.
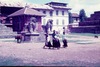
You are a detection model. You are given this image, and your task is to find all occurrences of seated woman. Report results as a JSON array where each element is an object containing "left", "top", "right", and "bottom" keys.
[
  {"left": 52, "top": 36, "right": 61, "bottom": 49},
  {"left": 62, "top": 37, "right": 68, "bottom": 48},
  {"left": 43, "top": 36, "right": 52, "bottom": 49}
]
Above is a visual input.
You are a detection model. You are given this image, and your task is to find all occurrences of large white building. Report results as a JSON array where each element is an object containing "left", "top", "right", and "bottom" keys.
[
  {"left": 22, "top": 1, "right": 71, "bottom": 32},
  {"left": 42, "top": 2, "right": 71, "bottom": 31}
]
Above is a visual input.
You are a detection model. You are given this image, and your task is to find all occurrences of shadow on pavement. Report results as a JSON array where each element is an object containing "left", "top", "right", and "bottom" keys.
[{"left": 0, "top": 56, "right": 38, "bottom": 66}]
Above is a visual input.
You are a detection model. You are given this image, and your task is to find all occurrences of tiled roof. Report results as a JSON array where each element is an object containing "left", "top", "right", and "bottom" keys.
[
  {"left": 72, "top": 13, "right": 79, "bottom": 17},
  {"left": 0, "top": 1, "right": 53, "bottom": 10},
  {"left": 0, "top": 1, "right": 71, "bottom": 10},
  {"left": 28, "top": 4, "right": 53, "bottom": 10},
  {"left": 0, "top": 2, "right": 25, "bottom": 7},
  {"left": 51, "top": 6, "right": 71, "bottom": 10},
  {"left": 8, "top": 7, "right": 46, "bottom": 17},
  {"left": 45, "top": 1, "right": 67, "bottom": 5},
  {"left": 0, "top": 16, "right": 6, "bottom": 20}
]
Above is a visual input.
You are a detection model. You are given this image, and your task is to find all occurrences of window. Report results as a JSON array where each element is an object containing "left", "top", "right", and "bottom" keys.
[
  {"left": 50, "top": 11, "right": 53, "bottom": 16},
  {"left": 62, "top": 11, "right": 64, "bottom": 16},
  {"left": 76, "top": 18, "right": 78, "bottom": 21},
  {"left": 43, "top": 19, "right": 46, "bottom": 25},
  {"left": 43, "top": 11, "right": 46, "bottom": 14},
  {"left": 37, "top": 10, "right": 40, "bottom": 12},
  {"left": 56, "top": 10, "right": 59, "bottom": 16},
  {"left": 62, "top": 20, "right": 65, "bottom": 25},
  {"left": 56, "top": 19, "right": 59, "bottom": 25}
]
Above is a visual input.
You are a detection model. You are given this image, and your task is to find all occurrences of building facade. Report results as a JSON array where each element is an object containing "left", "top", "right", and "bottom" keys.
[
  {"left": 0, "top": 1, "right": 71, "bottom": 32},
  {"left": 29, "top": 2, "right": 71, "bottom": 32},
  {"left": 41, "top": 2, "right": 71, "bottom": 32},
  {"left": 69, "top": 11, "right": 100, "bottom": 33},
  {"left": 70, "top": 13, "right": 80, "bottom": 27}
]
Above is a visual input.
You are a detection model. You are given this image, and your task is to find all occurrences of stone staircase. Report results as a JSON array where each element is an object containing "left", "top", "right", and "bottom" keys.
[{"left": 0, "top": 23, "right": 17, "bottom": 38}]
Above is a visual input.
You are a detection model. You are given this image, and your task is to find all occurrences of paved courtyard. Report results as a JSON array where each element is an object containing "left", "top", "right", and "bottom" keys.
[{"left": 0, "top": 33, "right": 100, "bottom": 66}]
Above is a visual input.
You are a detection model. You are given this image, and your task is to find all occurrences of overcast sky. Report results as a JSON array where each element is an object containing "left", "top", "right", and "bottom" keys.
[{"left": 1, "top": 0, "right": 100, "bottom": 17}]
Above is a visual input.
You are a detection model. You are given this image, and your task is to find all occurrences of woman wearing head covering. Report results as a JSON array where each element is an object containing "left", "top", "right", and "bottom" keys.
[
  {"left": 62, "top": 37, "right": 68, "bottom": 48},
  {"left": 43, "top": 35, "right": 52, "bottom": 49},
  {"left": 52, "top": 36, "right": 61, "bottom": 49}
]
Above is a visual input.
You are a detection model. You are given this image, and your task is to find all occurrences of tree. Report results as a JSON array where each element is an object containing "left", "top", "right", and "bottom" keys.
[
  {"left": 68, "top": 12, "right": 73, "bottom": 24},
  {"left": 79, "top": 9, "right": 87, "bottom": 22}
]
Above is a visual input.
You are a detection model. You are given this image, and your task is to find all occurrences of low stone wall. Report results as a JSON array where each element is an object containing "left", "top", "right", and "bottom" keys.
[
  {"left": 69, "top": 26, "right": 100, "bottom": 33},
  {"left": 22, "top": 32, "right": 46, "bottom": 42},
  {"left": 0, "top": 35, "right": 15, "bottom": 39}
]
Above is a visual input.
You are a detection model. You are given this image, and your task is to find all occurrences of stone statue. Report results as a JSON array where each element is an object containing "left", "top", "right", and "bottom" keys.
[
  {"left": 24, "top": 17, "right": 37, "bottom": 33},
  {"left": 44, "top": 19, "right": 53, "bottom": 44},
  {"left": 45, "top": 19, "right": 53, "bottom": 33}
]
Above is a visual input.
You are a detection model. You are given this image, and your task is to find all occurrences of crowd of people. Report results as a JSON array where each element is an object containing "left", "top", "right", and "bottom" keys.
[
  {"left": 15, "top": 28, "right": 68, "bottom": 49},
  {"left": 43, "top": 30, "right": 68, "bottom": 49}
]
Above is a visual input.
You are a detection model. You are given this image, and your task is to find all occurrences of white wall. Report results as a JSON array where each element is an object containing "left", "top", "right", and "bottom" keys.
[{"left": 41, "top": 9, "right": 69, "bottom": 32}]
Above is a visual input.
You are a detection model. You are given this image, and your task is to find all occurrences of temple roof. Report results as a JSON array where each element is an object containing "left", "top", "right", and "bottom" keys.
[
  {"left": 51, "top": 6, "right": 71, "bottom": 10},
  {"left": 8, "top": 7, "right": 46, "bottom": 17},
  {"left": 0, "top": 1, "right": 70, "bottom": 10},
  {"left": 28, "top": 4, "right": 53, "bottom": 10},
  {"left": 72, "top": 13, "right": 79, "bottom": 17},
  {"left": 0, "top": 2, "right": 53, "bottom": 10},
  {"left": 45, "top": 1, "right": 71, "bottom": 10},
  {"left": 0, "top": 2, "right": 25, "bottom": 7},
  {"left": 45, "top": 1, "right": 67, "bottom": 6}
]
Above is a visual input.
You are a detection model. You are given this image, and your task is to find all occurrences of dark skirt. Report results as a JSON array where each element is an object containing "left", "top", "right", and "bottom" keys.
[
  {"left": 63, "top": 39, "right": 68, "bottom": 47},
  {"left": 45, "top": 41, "right": 52, "bottom": 47},
  {"left": 53, "top": 38, "right": 60, "bottom": 48}
]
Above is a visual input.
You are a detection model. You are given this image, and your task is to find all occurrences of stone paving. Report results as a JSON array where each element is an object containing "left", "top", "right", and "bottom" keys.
[{"left": 0, "top": 34, "right": 100, "bottom": 66}]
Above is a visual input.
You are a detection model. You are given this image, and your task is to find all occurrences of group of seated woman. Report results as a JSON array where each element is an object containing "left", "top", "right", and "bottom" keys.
[{"left": 43, "top": 35, "right": 68, "bottom": 49}]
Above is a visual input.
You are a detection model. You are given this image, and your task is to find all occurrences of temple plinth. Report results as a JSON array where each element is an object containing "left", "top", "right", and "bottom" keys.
[{"left": 8, "top": 7, "right": 45, "bottom": 42}]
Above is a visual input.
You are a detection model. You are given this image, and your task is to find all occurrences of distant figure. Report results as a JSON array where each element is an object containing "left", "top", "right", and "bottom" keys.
[
  {"left": 15, "top": 34, "right": 22, "bottom": 43},
  {"left": 62, "top": 37, "right": 68, "bottom": 48},
  {"left": 94, "top": 35, "right": 98, "bottom": 38},
  {"left": 63, "top": 27, "right": 65, "bottom": 35},
  {"left": 52, "top": 36, "right": 60, "bottom": 49}
]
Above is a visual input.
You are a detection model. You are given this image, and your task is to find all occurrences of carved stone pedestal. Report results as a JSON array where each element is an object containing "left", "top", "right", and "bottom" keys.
[{"left": 23, "top": 32, "right": 39, "bottom": 42}]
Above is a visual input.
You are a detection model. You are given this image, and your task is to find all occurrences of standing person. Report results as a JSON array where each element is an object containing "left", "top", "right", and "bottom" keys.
[
  {"left": 63, "top": 27, "right": 65, "bottom": 35},
  {"left": 52, "top": 30, "right": 56, "bottom": 38},
  {"left": 62, "top": 37, "right": 68, "bottom": 48}
]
